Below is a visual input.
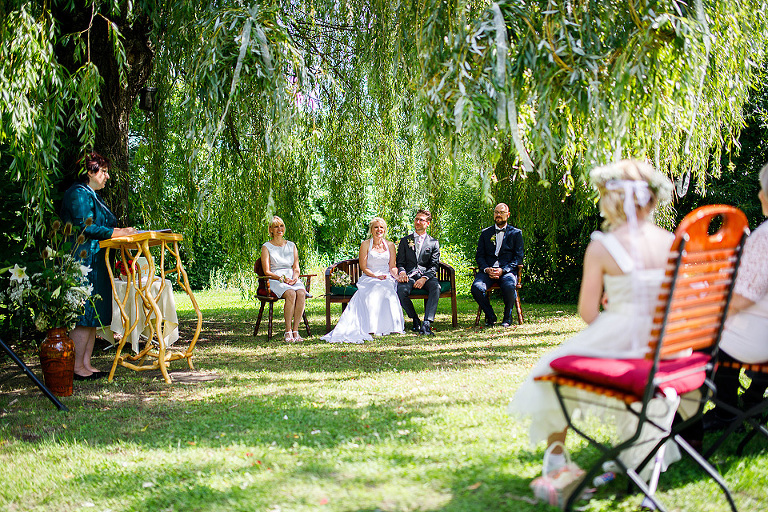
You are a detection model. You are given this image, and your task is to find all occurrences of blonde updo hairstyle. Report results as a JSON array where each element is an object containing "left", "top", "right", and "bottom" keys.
[
  {"left": 368, "top": 217, "right": 388, "bottom": 237},
  {"left": 268, "top": 215, "right": 285, "bottom": 238},
  {"left": 590, "top": 159, "right": 673, "bottom": 232}
]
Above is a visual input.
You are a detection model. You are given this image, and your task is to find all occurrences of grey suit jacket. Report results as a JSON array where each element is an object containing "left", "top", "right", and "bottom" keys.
[{"left": 396, "top": 233, "right": 440, "bottom": 281}]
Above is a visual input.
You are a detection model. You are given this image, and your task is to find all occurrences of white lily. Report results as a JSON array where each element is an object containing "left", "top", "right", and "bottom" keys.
[
  {"left": 9, "top": 264, "right": 28, "bottom": 283},
  {"left": 79, "top": 264, "right": 92, "bottom": 276}
]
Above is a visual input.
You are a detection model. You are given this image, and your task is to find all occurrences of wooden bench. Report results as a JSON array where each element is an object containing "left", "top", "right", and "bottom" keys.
[{"left": 324, "top": 259, "right": 458, "bottom": 333}]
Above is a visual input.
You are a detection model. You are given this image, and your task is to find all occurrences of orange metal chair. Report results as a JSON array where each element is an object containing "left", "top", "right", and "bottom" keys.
[{"left": 534, "top": 205, "right": 748, "bottom": 511}]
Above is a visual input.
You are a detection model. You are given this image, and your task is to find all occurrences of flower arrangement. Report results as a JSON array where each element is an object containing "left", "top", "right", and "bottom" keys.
[
  {"left": 115, "top": 257, "right": 133, "bottom": 277},
  {"left": 0, "top": 220, "right": 95, "bottom": 332},
  {"left": 329, "top": 268, "right": 352, "bottom": 287}
]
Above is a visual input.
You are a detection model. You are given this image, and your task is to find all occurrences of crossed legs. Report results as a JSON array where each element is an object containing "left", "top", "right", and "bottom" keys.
[{"left": 397, "top": 277, "right": 441, "bottom": 324}]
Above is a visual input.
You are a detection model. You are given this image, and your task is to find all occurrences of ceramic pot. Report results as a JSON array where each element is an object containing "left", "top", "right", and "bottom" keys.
[{"left": 39, "top": 328, "right": 75, "bottom": 397}]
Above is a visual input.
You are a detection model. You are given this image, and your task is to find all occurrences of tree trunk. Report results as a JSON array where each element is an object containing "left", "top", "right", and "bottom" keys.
[{"left": 53, "top": 3, "right": 154, "bottom": 224}]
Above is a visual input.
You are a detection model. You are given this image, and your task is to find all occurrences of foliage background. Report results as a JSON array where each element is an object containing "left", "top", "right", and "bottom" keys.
[{"left": 2, "top": 0, "right": 768, "bottom": 309}]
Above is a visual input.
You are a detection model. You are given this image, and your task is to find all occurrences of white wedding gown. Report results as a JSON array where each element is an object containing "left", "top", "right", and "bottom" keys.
[
  {"left": 508, "top": 231, "right": 681, "bottom": 478},
  {"left": 322, "top": 241, "right": 404, "bottom": 344}
]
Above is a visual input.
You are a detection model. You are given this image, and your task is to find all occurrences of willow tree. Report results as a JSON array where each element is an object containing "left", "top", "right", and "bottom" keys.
[{"left": 2, "top": 0, "right": 768, "bottom": 268}]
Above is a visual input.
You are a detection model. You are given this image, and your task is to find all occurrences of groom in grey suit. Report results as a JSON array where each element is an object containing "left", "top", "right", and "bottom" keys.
[{"left": 396, "top": 209, "right": 441, "bottom": 335}]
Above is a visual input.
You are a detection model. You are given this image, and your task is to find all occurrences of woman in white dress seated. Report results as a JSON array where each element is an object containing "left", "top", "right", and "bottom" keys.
[
  {"left": 507, "top": 159, "right": 676, "bottom": 474},
  {"left": 261, "top": 216, "right": 308, "bottom": 343},
  {"left": 322, "top": 217, "right": 405, "bottom": 344}
]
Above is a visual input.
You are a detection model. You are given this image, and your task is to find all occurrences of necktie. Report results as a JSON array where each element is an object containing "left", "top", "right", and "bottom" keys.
[{"left": 494, "top": 228, "right": 504, "bottom": 257}]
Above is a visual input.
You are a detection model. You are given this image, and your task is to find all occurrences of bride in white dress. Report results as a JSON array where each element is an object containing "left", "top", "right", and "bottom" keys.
[
  {"left": 508, "top": 159, "right": 680, "bottom": 477},
  {"left": 322, "top": 217, "right": 404, "bottom": 344}
]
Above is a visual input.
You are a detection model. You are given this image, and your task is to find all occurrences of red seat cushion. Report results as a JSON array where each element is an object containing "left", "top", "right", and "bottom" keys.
[{"left": 549, "top": 352, "right": 711, "bottom": 397}]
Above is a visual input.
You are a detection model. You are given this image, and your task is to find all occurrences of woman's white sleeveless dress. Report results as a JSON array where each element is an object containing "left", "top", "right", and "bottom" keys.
[
  {"left": 322, "top": 241, "right": 404, "bottom": 344},
  {"left": 508, "top": 231, "right": 681, "bottom": 478},
  {"left": 262, "top": 241, "right": 306, "bottom": 297}
]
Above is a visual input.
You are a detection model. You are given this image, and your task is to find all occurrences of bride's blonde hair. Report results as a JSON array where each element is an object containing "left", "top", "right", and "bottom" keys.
[
  {"left": 368, "top": 217, "right": 388, "bottom": 237},
  {"left": 590, "top": 159, "right": 673, "bottom": 231}
]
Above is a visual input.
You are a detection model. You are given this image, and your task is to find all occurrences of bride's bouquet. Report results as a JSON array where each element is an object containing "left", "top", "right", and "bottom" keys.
[{"left": 329, "top": 268, "right": 352, "bottom": 287}]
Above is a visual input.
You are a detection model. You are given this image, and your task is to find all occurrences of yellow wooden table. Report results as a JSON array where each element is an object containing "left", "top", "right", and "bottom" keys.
[{"left": 100, "top": 231, "right": 202, "bottom": 383}]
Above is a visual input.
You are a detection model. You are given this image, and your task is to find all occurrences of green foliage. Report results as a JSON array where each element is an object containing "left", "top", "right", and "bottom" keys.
[
  {"left": 3, "top": 0, "right": 768, "bottom": 297},
  {"left": 0, "top": 4, "right": 92, "bottom": 241},
  {"left": 675, "top": 74, "right": 768, "bottom": 228},
  {"left": 0, "top": 222, "right": 94, "bottom": 332},
  {"left": 419, "top": 0, "right": 768, "bottom": 190},
  {"left": 182, "top": 226, "right": 229, "bottom": 291}
]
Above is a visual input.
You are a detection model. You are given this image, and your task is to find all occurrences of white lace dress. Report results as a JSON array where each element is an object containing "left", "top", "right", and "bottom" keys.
[
  {"left": 262, "top": 241, "right": 306, "bottom": 297},
  {"left": 719, "top": 220, "right": 768, "bottom": 363},
  {"left": 322, "top": 241, "right": 404, "bottom": 344},
  {"left": 508, "top": 231, "right": 681, "bottom": 477}
]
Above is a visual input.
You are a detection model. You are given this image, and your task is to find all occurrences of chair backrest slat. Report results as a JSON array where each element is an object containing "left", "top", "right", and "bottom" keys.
[
  {"left": 664, "top": 303, "right": 726, "bottom": 325},
  {"left": 645, "top": 205, "right": 748, "bottom": 362}
]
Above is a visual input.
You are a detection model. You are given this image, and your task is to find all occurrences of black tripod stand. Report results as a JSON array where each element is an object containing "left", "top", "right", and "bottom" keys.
[{"left": 0, "top": 337, "right": 68, "bottom": 412}]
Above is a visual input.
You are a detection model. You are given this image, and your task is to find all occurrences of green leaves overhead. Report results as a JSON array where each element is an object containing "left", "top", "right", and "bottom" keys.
[
  {"left": 2, "top": 0, "right": 768, "bottom": 267},
  {"left": 418, "top": 0, "right": 768, "bottom": 190}
]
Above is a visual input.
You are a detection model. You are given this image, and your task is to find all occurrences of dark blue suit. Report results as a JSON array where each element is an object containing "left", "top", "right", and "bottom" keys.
[{"left": 471, "top": 224, "right": 524, "bottom": 324}]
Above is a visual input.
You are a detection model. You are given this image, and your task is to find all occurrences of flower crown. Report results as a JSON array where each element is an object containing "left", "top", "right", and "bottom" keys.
[{"left": 589, "top": 161, "right": 673, "bottom": 206}]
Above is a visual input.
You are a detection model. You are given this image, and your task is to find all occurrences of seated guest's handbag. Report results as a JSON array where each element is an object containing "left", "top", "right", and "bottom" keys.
[{"left": 530, "top": 442, "right": 586, "bottom": 508}]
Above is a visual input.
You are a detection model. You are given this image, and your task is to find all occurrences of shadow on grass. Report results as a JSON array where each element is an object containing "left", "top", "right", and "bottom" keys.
[{"left": 69, "top": 433, "right": 552, "bottom": 512}]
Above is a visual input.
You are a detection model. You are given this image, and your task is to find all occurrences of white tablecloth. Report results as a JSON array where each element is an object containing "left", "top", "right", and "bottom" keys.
[{"left": 99, "top": 278, "right": 179, "bottom": 353}]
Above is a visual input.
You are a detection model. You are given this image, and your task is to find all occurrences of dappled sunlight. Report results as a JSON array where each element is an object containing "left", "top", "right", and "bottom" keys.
[{"left": 2, "top": 291, "right": 765, "bottom": 511}]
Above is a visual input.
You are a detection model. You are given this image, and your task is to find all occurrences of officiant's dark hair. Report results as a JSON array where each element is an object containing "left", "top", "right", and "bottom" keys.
[
  {"left": 416, "top": 209, "right": 432, "bottom": 223},
  {"left": 76, "top": 151, "right": 111, "bottom": 183}
]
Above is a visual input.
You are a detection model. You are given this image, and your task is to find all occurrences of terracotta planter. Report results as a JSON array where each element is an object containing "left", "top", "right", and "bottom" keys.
[{"left": 39, "top": 328, "right": 75, "bottom": 397}]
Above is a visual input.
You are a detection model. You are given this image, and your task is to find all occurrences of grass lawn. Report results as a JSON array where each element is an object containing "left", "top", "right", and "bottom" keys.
[{"left": 1, "top": 290, "right": 767, "bottom": 511}]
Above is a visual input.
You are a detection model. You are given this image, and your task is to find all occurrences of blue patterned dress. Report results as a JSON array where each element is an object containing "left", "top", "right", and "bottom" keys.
[{"left": 60, "top": 183, "right": 117, "bottom": 328}]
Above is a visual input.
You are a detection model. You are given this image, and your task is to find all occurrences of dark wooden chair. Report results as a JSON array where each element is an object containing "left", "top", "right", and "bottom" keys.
[
  {"left": 534, "top": 205, "right": 748, "bottom": 511},
  {"left": 252, "top": 258, "right": 315, "bottom": 341},
  {"left": 471, "top": 264, "right": 524, "bottom": 325},
  {"left": 324, "top": 259, "right": 458, "bottom": 333}
]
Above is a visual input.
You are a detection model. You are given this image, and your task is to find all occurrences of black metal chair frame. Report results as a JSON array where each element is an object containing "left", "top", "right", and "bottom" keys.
[
  {"left": 704, "top": 360, "right": 768, "bottom": 458},
  {"left": 538, "top": 205, "right": 747, "bottom": 512}
]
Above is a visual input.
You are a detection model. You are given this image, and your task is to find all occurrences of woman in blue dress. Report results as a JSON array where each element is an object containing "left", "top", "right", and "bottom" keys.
[{"left": 61, "top": 152, "right": 136, "bottom": 380}]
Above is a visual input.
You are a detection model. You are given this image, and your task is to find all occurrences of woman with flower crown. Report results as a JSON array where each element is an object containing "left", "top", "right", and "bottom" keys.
[
  {"left": 508, "top": 159, "right": 679, "bottom": 477},
  {"left": 61, "top": 152, "right": 137, "bottom": 380},
  {"left": 322, "top": 217, "right": 404, "bottom": 344}
]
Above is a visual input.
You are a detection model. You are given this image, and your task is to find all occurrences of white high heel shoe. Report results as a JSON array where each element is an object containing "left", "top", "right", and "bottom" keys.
[
  {"left": 292, "top": 330, "right": 304, "bottom": 342},
  {"left": 284, "top": 331, "right": 295, "bottom": 343}
]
